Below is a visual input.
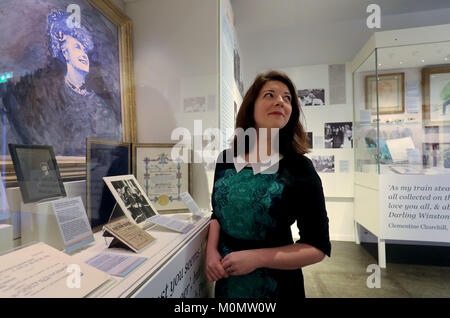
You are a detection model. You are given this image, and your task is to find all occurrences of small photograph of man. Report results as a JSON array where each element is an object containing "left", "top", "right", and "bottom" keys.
[{"left": 324, "top": 122, "right": 353, "bottom": 149}]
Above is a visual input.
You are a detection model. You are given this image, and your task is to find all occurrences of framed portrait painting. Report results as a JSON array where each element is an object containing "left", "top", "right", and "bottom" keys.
[
  {"left": 0, "top": 0, "right": 135, "bottom": 186},
  {"left": 132, "top": 144, "right": 191, "bottom": 214},
  {"left": 422, "top": 66, "right": 450, "bottom": 126},
  {"left": 365, "top": 73, "right": 405, "bottom": 115},
  {"left": 8, "top": 144, "right": 66, "bottom": 203}
]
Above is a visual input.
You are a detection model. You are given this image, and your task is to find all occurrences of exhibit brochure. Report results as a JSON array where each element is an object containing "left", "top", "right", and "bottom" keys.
[
  {"left": 146, "top": 214, "right": 194, "bottom": 234},
  {"left": 85, "top": 253, "right": 146, "bottom": 277},
  {"left": 52, "top": 196, "right": 95, "bottom": 254},
  {"left": 0, "top": 242, "right": 110, "bottom": 298},
  {"left": 103, "top": 217, "right": 156, "bottom": 253}
]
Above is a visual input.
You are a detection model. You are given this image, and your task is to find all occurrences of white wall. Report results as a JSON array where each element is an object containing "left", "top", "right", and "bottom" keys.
[{"left": 125, "top": 0, "right": 219, "bottom": 210}]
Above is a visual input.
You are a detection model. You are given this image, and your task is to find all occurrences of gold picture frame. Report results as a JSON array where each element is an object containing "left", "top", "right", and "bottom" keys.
[
  {"left": 1, "top": 0, "right": 136, "bottom": 187},
  {"left": 365, "top": 72, "right": 405, "bottom": 115},
  {"left": 132, "top": 143, "right": 192, "bottom": 214},
  {"left": 422, "top": 65, "right": 450, "bottom": 127}
]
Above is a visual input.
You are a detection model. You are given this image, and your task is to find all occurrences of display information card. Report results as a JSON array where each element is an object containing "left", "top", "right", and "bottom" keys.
[
  {"left": 0, "top": 242, "right": 110, "bottom": 298},
  {"left": 52, "top": 197, "right": 95, "bottom": 254},
  {"left": 380, "top": 174, "right": 450, "bottom": 242}
]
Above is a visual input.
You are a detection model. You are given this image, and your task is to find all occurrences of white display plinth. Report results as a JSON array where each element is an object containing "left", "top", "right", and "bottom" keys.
[
  {"left": 20, "top": 200, "right": 63, "bottom": 251},
  {"left": 0, "top": 224, "right": 13, "bottom": 253}
]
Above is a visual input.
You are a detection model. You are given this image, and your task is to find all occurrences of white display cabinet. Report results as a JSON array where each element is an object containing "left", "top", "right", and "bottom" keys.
[{"left": 351, "top": 24, "right": 450, "bottom": 268}]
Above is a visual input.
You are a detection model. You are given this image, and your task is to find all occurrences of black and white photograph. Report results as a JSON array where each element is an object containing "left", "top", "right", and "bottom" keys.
[
  {"left": 183, "top": 96, "right": 206, "bottom": 113},
  {"left": 311, "top": 155, "right": 335, "bottom": 173},
  {"left": 298, "top": 89, "right": 325, "bottom": 106},
  {"left": 103, "top": 175, "right": 158, "bottom": 227},
  {"left": 8, "top": 144, "right": 66, "bottom": 203},
  {"left": 324, "top": 122, "right": 353, "bottom": 148}
]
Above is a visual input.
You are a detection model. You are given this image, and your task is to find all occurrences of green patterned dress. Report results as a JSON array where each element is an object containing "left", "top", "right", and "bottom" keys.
[{"left": 211, "top": 149, "right": 331, "bottom": 298}]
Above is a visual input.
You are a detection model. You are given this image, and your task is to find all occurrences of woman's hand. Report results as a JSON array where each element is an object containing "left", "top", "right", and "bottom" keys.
[
  {"left": 205, "top": 248, "right": 229, "bottom": 282},
  {"left": 220, "top": 250, "right": 261, "bottom": 276}
]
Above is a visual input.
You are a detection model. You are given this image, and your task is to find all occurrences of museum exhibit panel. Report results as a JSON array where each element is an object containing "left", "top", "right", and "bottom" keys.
[{"left": 352, "top": 24, "right": 450, "bottom": 268}]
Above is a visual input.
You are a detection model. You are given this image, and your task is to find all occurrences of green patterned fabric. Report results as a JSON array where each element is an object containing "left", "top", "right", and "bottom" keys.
[
  {"left": 213, "top": 168, "right": 285, "bottom": 298},
  {"left": 213, "top": 169, "right": 284, "bottom": 241}
]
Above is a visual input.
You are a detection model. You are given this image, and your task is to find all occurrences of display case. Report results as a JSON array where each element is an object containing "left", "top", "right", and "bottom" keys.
[{"left": 352, "top": 24, "right": 450, "bottom": 268}]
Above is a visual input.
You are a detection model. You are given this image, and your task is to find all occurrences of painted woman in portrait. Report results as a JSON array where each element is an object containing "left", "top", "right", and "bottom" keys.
[{"left": 0, "top": 3, "right": 122, "bottom": 156}]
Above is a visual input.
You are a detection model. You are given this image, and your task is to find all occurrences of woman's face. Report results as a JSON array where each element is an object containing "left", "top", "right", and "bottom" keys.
[
  {"left": 253, "top": 80, "right": 292, "bottom": 130},
  {"left": 62, "top": 36, "right": 90, "bottom": 73}
]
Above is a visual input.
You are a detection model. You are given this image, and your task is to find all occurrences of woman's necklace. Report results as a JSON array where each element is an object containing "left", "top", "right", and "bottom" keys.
[{"left": 65, "top": 76, "right": 88, "bottom": 96}]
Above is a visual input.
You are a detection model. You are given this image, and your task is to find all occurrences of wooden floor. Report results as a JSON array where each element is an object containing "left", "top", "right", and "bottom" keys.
[{"left": 303, "top": 241, "right": 450, "bottom": 298}]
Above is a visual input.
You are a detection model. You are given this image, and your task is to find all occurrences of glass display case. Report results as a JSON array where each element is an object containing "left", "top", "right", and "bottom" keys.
[
  {"left": 352, "top": 25, "right": 450, "bottom": 268},
  {"left": 354, "top": 43, "right": 450, "bottom": 177}
]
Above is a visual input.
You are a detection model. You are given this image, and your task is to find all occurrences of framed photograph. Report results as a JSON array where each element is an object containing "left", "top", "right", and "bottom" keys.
[
  {"left": 8, "top": 144, "right": 66, "bottom": 203},
  {"left": 311, "top": 155, "right": 335, "bottom": 173},
  {"left": 298, "top": 89, "right": 325, "bottom": 106},
  {"left": 133, "top": 144, "right": 191, "bottom": 214},
  {"left": 0, "top": 0, "right": 136, "bottom": 187},
  {"left": 103, "top": 175, "right": 158, "bottom": 228},
  {"left": 365, "top": 73, "right": 405, "bottom": 114},
  {"left": 422, "top": 66, "right": 450, "bottom": 126},
  {"left": 86, "top": 138, "right": 131, "bottom": 232},
  {"left": 324, "top": 122, "right": 353, "bottom": 149}
]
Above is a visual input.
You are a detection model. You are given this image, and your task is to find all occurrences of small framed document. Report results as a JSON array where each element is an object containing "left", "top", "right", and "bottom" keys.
[
  {"left": 8, "top": 144, "right": 66, "bottom": 203},
  {"left": 103, "top": 175, "right": 158, "bottom": 228},
  {"left": 132, "top": 143, "right": 191, "bottom": 214}
]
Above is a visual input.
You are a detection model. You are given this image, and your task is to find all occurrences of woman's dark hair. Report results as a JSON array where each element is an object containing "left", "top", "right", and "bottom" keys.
[{"left": 232, "top": 70, "right": 309, "bottom": 157}]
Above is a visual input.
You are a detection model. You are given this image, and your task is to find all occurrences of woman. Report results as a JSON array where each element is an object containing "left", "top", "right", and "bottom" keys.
[{"left": 205, "top": 70, "right": 331, "bottom": 298}]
